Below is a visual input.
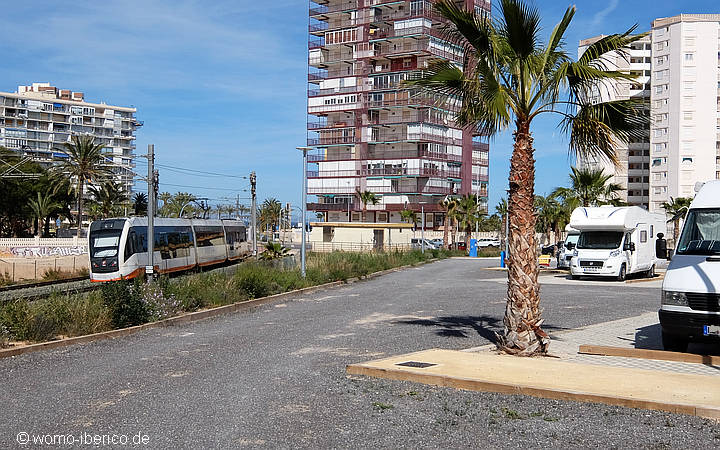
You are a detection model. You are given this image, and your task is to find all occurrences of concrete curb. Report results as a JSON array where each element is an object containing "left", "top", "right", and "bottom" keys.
[
  {"left": 0, "top": 258, "right": 440, "bottom": 359},
  {"left": 625, "top": 274, "right": 665, "bottom": 284},
  {"left": 347, "top": 349, "right": 720, "bottom": 420},
  {"left": 578, "top": 345, "right": 720, "bottom": 365}
]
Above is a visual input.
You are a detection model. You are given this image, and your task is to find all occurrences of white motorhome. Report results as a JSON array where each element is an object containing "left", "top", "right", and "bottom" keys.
[
  {"left": 557, "top": 224, "right": 580, "bottom": 269},
  {"left": 569, "top": 206, "right": 666, "bottom": 281},
  {"left": 660, "top": 180, "right": 720, "bottom": 352}
]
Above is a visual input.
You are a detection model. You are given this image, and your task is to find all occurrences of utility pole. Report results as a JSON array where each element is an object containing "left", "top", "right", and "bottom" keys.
[
  {"left": 146, "top": 144, "right": 155, "bottom": 282},
  {"left": 421, "top": 205, "right": 425, "bottom": 254},
  {"left": 250, "top": 171, "right": 257, "bottom": 257},
  {"left": 153, "top": 169, "right": 159, "bottom": 214}
]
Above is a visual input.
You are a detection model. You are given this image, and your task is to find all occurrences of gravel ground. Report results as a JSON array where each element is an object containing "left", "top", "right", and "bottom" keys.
[{"left": 0, "top": 258, "right": 717, "bottom": 448}]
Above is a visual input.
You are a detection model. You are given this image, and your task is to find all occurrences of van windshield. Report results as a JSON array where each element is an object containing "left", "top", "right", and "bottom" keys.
[
  {"left": 676, "top": 209, "right": 720, "bottom": 255},
  {"left": 577, "top": 231, "right": 623, "bottom": 250}
]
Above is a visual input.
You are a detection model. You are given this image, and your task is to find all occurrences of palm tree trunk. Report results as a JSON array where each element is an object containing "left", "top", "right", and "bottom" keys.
[
  {"left": 673, "top": 218, "right": 680, "bottom": 250},
  {"left": 499, "top": 121, "right": 549, "bottom": 355},
  {"left": 77, "top": 179, "right": 84, "bottom": 234},
  {"left": 43, "top": 217, "right": 50, "bottom": 238},
  {"left": 443, "top": 213, "right": 450, "bottom": 250}
]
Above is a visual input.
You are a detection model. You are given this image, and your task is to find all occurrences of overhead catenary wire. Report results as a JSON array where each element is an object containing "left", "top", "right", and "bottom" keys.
[{"left": 154, "top": 163, "right": 249, "bottom": 179}]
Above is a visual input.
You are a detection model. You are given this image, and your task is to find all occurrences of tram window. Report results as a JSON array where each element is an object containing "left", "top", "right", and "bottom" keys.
[
  {"left": 195, "top": 226, "right": 225, "bottom": 247},
  {"left": 124, "top": 227, "right": 148, "bottom": 260}
]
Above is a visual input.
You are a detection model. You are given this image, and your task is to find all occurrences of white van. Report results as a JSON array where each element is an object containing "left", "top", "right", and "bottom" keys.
[
  {"left": 569, "top": 206, "right": 666, "bottom": 281},
  {"left": 557, "top": 224, "right": 580, "bottom": 269},
  {"left": 660, "top": 181, "right": 720, "bottom": 352}
]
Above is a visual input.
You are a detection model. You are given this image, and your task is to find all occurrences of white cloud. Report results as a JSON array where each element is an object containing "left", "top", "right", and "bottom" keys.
[{"left": 591, "top": 0, "right": 620, "bottom": 27}]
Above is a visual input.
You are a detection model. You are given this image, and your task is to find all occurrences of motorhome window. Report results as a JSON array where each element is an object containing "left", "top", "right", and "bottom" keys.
[
  {"left": 577, "top": 231, "right": 624, "bottom": 250},
  {"left": 565, "top": 234, "right": 580, "bottom": 246},
  {"left": 90, "top": 231, "right": 121, "bottom": 258},
  {"left": 640, "top": 231, "right": 647, "bottom": 243},
  {"left": 676, "top": 209, "right": 720, "bottom": 254}
]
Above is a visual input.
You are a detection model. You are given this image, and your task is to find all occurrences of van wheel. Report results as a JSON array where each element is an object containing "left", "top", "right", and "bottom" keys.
[
  {"left": 647, "top": 265, "right": 655, "bottom": 278},
  {"left": 662, "top": 332, "right": 688, "bottom": 353},
  {"left": 617, "top": 264, "right": 626, "bottom": 282}
]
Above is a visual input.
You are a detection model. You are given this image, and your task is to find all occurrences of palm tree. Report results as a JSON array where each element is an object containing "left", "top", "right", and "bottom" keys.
[
  {"left": 88, "top": 181, "right": 128, "bottom": 218},
  {"left": 51, "top": 135, "right": 111, "bottom": 231},
  {"left": 453, "top": 194, "right": 480, "bottom": 250},
  {"left": 661, "top": 197, "right": 693, "bottom": 248},
  {"left": 439, "top": 197, "right": 459, "bottom": 249},
  {"left": 400, "top": 209, "right": 417, "bottom": 227},
  {"left": 132, "top": 193, "right": 148, "bottom": 216},
  {"left": 534, "top": 194, "right": 563, "bottom": 244},
  {"left": 357, "top": 190, "right": 380, "bottom": 220},
  {"left": 552, "top": 167, "right": 624, "bottom": 207},
  {"left": 158, "top": 192, "right": 172, "bottom": 216},
  {"left": 260, "top": 198, "right": 282, "bottom": 232},
  {"left": 28, "top": 191, "right": 61, "bottom": 237},
  {"left": 410, "top": 0, "right": 646, "bottom": 355},
  {"left": 259, "top": 241, "right": 291, "bottom": 260}
]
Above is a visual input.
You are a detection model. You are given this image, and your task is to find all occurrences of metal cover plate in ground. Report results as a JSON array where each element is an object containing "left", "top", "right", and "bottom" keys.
[{"left": 395, "top": 361, "right": 437, "bottom": 368}]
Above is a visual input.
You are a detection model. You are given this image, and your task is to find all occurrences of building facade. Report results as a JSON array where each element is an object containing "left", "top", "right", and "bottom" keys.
[
  {"left": 649, "top": 15, "right": 720, "bottom": 212},
  {"left": 0, "top": 82, "right": 141, "bottom": 193},
  {"left": 306, "top": 0, "right": 490, "bottom": 229},
  {"left": 579, "top": 14, "right": 720, "bottom": 213},
  {"left": 577, "top": 35, "right": 652, "bottom": 208}
]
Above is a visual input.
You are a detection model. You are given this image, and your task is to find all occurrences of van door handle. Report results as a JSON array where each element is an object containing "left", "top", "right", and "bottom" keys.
[{"left": 706, "top": 257, "right": 720, "bottom": 262}]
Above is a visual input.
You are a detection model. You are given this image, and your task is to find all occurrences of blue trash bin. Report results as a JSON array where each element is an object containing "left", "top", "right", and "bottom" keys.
[{"left": 469, "top": 239, "right": 478, "bottom": 257}]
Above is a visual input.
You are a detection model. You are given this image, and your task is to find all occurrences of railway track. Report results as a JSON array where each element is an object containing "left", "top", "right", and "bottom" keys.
[{"left": 0, "top": 256, "right": 261, "bottom": 303}]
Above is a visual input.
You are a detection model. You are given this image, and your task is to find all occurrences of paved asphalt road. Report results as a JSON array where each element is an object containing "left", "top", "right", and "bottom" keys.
[{"left": 1, "top": 259, "right": 718, "bottom": 448}]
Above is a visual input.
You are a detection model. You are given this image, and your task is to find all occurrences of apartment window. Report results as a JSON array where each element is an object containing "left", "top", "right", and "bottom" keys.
[
  {"left": 655, "top": 56, "right": 666, "bottom": 65},
  {"left": 682, "top": 157, "right": 694, "bottom": 165},
  {"left": 653, "top": 128, "right": 667, "bottom": 138},
  {"left": 653, "top": 143, "right": 667, "bottom": 152},
  {"left": 684, "top": 53, "right": 695, "bottom": 62},
  {"left": 684, "top": 37, "right": 696, "bottom": 47}
]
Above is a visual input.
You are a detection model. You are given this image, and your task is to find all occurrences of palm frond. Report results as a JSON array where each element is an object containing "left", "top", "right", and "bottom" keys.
[
  {"left": 497, "top": 0, "right": 541, "bottom": 60},
  {"left": 564, "top": 98, "right": 647, "bottom": 167}
]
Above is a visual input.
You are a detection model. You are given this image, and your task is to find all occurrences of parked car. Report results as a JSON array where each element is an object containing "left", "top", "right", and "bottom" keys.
[
  {"left": 411, "top": 238, "right": 438, "bottom": 250},
  {"left": 430, "top": 238, "right": 444, "bottom": 248},
  {"left": 476, "top": 238, "right": 501, "bottom": 248}
]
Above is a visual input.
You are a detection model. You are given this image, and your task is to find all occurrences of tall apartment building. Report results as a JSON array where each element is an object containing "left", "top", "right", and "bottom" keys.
[
  {"left": 0, "top": 82, "right": 141, "bottom": 193},
  {"left": 306, "top": 0, "right": 491, "bottom": 229},
  {"left": 580, "top": 14, "right": 720, "bottom": 213},
  {"left": 577, "top": 35, "right": 652, "bottom": 208},
  {"left": 649, "top": 15, "right": 720, "bottom": 212}
]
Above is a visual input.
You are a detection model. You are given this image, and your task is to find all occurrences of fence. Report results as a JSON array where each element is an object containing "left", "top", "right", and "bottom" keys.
[{"left": 0, "top": 256, "right": 89, "bottom": 282}]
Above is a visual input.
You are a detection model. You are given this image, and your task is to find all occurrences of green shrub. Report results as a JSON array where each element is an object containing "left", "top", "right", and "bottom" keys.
[
  {"left": 100, "top": 279, "right": 149, "bottom": 328},
  {"left": 0, "top": 272, "right": 13, "bottom": 287},
  {"left": 0, "top": 300, "right": 30, "bottom": 341}
]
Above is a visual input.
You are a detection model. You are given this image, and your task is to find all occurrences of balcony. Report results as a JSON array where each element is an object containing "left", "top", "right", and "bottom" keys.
[
  {"left": 308, "top": 136, "right": 357, "bottom": 146},
  {"left": 309, "top": 22, "right": 329, "bottom": 33},
  {"left": 368, "top": 96, "right": 459, "bottom": 112},
  {"left": 308, "top": 119, "right": 355, "bottom": 130},
  {"left": 371, "top": 25, "right": 443, "bottom": 41},
  {"left": 308, "top": 85, "right": 369, "bottom": 97},
  {"left": 367, "top": 112, "right": 456, "bottom": 128},
  {"left": 307, "top": 147, "right": 463, "bottom": 163},
  {"left": 307, "top": 185, "right": 455, "bottom": 195},
  {"left": 307, "top": 202, "right": 359, "bottom": 212},
  {"left": 307, "top": 167, "right": 462, "bottom": 179},
  {"left": 375, "top": 40, "right": 463, "bottom": 63},
  {"left": 309, "top": 1, "right": 358, "bottom": 17},
  {"left": 370, "top": 131, "right": 463, "bottom": 146}
]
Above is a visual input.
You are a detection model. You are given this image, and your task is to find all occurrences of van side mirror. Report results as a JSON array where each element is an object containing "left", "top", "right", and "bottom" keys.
[
  {"left": 565, "top": 242, "right": 575, "bottom": 250},
  {"left": 656, "top": 238, "right": 667, "bottom": 259},
  {"left": 624, "top": 242, "right": 635, "bottom": 252},
  {"left": 630, "top": 242, "right": 636, "bottom": 252}
]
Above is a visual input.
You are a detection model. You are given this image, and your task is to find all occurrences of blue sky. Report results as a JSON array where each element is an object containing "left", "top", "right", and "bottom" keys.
[{"left": 1, "top": 0, "right": 717, "bottom": 215}]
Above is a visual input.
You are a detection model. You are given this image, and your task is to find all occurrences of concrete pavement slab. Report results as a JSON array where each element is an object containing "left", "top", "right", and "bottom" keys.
[{"left": 347, "top": 349, "right": 720, "bottom": 419}]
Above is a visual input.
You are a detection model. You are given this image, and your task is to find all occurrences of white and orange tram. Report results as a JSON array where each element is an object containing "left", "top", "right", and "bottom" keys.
[{"left": 88, "top": 217, "right": 252, "bottom": 282}]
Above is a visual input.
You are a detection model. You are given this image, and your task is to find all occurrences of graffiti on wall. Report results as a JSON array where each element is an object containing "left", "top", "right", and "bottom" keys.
[{"left": 1, "top": 246, "right": 88, "bottom": 258}]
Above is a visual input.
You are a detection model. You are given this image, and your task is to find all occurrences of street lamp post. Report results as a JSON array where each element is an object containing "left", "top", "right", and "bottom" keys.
[
  {"left": 421, "top": 204, "right": 425, "bottom": 254},
  {"left": 297, "top": 146, "right": 312, "bottom": 278}
]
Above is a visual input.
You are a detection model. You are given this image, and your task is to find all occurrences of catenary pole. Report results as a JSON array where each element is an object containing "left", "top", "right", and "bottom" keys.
[{"left": 146, "top": 144, "right": 155, "bottom": 282}]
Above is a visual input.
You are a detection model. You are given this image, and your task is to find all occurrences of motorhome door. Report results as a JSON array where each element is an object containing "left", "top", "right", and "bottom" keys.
[{"left": 624, "top": 232, "right": 637, "bottom": 272}]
